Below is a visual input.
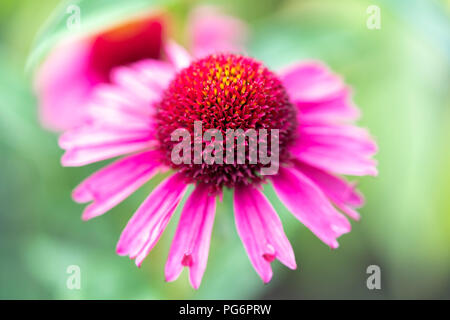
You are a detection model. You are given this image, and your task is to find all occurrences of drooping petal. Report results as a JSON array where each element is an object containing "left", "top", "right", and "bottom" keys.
[
  {"left": 290, "top": 121, "right": 378, "bottom": 176},
  {"left": 279, "top": 61, "right": 360, "bottom": 121},
  {"left": 234, "top": 184, "right": 296, "bottom": 283},
  {"left": 72, "top": 150, "right": 163, "bottom": 220},
  {"left": 271, "top": 167, "right": 351, "bottom": 249},
  {"left": 294, "top": 161, "right": 364, "bottom": 220},
  {"left": 116, "top": 173, "right": 188, "bottom": 267},
  {"left": 34, "top": 39, "right": 98, "bottom": 131},
  {"left": 188, "top": 6, "right": 248, "bottom": 58},
  {"left": 165, "top": 41, "right": 191, "bottom": 70},
  {"left": 165, "top": 184, "right": 216, "bottom": 289}
]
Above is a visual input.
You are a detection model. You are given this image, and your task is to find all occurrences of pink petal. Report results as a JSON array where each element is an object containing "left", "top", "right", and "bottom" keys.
[
  {"left": 132, "top": 59, "right": 176, "bottom": 92},
  {"left": 165, "top": 184, "right": 216, "bottom": 289},
  {"left": 291, "top": 122, "right": 378, "bottom": 176},
  {"left": 188, "top": 6, "right": 248, "bottom": 58},
  {"left": 300, "top": 89, "right": 360, "bottom": 122},
  {"left": 58, "top": 60, "right": 168, "bottom": 167},
  {"left": 280, "top": 61, "right": 342, "bottom": 101},
  {"left": 93, "top": 83, "right": 153, "bottom": 116},
  {"left": 86, "top": 60, "right": 175, "bottom": 128},
  {"left": 294, "top": 161, "right": 364, "bottom": 220},
  {"left": 299, "top": 121, "right": 378, "bottom": 154},
  {"left": 110, "top": 65, "right": 163, "bottom": 107},
  {"left": 279, "top": 61, "right": 360, "bottom": 121},
  {"left": 234, "top": 184, "right": 296, "bottom": 283},
  {"left": 87, "top": 99, "right": 152, "bottom": 129},
  {"left": 271, "top": 167, "right": 351, "bottom": 249},
  {"left": 61, "top": 139, "right": 155, "bottom": 167},
  {"left": 34, "top": 39, "right": 98, "bottom": 131},
  {"left": 116, "top": 173, "right": 188, "bottom": 267},
  {"left": 164, "top": 41, "right": 191, "bottom": 70},
  {"left": 72, "top": 150, "right": 163, "bottom": 220},
  {"left": 59, "top": 126, "right": 155, "bottom": 149},
  {"left": 293, "top": 148, "right": 377, "bottom": 176}
]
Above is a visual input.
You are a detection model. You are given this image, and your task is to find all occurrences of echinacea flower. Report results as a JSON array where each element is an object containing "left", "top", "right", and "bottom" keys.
[
  {"left": 56, "top": 15, "right": 377, "bottom": 289},
  {"left": 34, "top": 6, "right": 246, "bottom": 131}
]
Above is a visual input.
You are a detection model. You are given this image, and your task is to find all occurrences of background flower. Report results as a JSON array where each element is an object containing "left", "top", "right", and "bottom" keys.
[
  {"left": 0, "top": 0, "right": 449, "bottom": 299},
  {"left": 33, "top": 4, "right": 248, "bottom": 132},
  {"left": 34, "top": 9, "right": 166, "bottom": 131}
]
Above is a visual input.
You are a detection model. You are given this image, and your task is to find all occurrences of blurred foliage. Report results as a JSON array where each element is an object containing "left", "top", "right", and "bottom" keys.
[{"left": 0, "top": 0, "right": 449, "bottom": 299}]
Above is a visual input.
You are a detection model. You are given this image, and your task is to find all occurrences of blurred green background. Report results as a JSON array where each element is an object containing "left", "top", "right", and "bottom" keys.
[{"left": 0, "top": 0, "right": 449, "bottom": 299}]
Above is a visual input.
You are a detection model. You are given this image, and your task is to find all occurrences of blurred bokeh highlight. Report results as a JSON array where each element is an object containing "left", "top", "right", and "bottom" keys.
[{"left": 0, "top": 0, "right": 449, "bottom": 299}]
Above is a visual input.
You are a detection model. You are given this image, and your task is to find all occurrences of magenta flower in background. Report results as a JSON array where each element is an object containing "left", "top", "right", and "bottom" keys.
[
  {"left": 34, "top": 6, "right": 246, "bottom": 131},
  {"left": 45, "top": 7, "right": 377, "bottom": 289}
]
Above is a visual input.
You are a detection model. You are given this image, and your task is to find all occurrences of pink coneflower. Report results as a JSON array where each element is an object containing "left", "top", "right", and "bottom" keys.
[
  {"left": 57, "top": 16, "right": 377, "bottom": 289},
  {"left": 34, "top": 6, "right": 246, "bottom": 131}
]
